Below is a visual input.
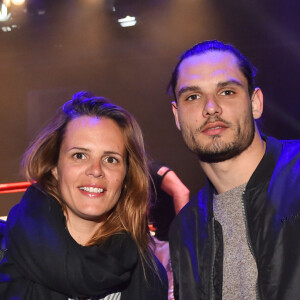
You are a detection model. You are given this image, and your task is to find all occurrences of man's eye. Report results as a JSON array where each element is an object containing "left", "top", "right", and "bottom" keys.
[
  {"left": 186, "top": 94, "right": 200, "bottom": 101},
  {"left": 73, "top": 153, "right": 86, "bottom": 160},
  {"left": 221, "top": 90, "right": 234, "bottom": 96},
  {"left": 104, "top": 156, "right": 118, "bottom": 164}
]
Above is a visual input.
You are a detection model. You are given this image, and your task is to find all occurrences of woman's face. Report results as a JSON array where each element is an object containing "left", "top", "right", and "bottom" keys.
[{"left": 52, "top": 116, "right": 127, "bottom": 224}]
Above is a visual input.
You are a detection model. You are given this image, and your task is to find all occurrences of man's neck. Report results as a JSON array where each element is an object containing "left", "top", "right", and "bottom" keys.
[{"left": 200, "top": 132, "right": 266, "bottom": 194}]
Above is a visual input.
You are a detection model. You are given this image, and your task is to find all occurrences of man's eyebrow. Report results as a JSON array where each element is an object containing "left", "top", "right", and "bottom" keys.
[
  {"left": 177, "top": 86, "right": 201, "bottom": 98},
  {"left": 217, "top": 80, "right": 243, "bottom": 88}
]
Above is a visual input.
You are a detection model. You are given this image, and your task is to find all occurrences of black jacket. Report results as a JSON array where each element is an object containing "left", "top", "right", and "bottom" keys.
[
  {"left": 169, "top": 136, "right": 300, "bottom": 300},
  {"left": 0, "top": 220, "right": 5, "bottom": 262}
]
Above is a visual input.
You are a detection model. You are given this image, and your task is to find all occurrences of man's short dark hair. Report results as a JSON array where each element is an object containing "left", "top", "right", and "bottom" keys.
[{"left": 168, "top": 40, "right": 257, "bottom": 101}]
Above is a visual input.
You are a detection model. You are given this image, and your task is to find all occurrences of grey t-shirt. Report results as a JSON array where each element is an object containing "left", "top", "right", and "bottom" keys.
[{"left": 214, "top": 183, "right": 257, "bottom": 300}]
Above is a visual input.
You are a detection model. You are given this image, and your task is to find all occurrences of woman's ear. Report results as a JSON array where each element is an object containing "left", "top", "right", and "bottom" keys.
[
  {"left": 251, "top": 88, "right": 264, "bottom": 120},
  {"left": 51, "top": 167, "right": 58, "bottom": 180}
]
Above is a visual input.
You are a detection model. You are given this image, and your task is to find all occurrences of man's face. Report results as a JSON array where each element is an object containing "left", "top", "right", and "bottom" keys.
[{"left": 172, "top": 51, "right": 259, "bottom": 163}]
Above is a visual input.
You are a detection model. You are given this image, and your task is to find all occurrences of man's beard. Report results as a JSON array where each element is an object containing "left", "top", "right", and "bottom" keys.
[{"left": 181, "top": 115, "right": 255, "bottom": 163}]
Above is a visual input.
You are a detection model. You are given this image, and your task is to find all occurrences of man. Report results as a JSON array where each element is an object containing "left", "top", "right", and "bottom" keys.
[{"left": 168, "top": 40, "right": 300, "bottom": 300}]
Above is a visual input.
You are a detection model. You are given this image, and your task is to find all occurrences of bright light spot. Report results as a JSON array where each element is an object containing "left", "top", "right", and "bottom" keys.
[
  {"left": 3, "top": 0, "right": 11, "bottom": 8},
  {"left": 1, "top": 24, "right": 18, "bottom": 32},
  {"left": 2, "top": 26, "right": 12, "bottom": 32},
  {"left": 11, "top": 0, "right": 25, "bottom": 5},
  {"left": 0, "top": 4, "right": 11, "bottom": 22},
  {"left": 118, "top": 16, "right": 137, "bottom": 27}
]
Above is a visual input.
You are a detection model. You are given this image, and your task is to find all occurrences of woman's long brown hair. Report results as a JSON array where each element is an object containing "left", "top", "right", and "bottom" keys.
[{"left": 22, "top": 91, "right": 157, "bottom": 277}]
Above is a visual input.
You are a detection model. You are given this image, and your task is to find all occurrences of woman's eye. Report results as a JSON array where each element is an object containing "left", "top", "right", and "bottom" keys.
[
  {"left": 186, "top": 94, "right": 200, "bottom": 101},
  {"left": 104, "top": 156, "right": 118, "bottom": 164},
  {"left": 73, "top": 153, "right": 86, "bottom": 160}
]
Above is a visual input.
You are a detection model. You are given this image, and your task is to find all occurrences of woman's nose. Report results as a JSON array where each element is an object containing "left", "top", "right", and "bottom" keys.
[{"left": 85, "top": 161, "right": 104, "bottom": 178}]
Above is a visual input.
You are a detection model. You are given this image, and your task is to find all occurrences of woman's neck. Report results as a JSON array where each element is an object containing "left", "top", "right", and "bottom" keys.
[{"left": 65, "top": 212, "right": 102, "bottom": 246}]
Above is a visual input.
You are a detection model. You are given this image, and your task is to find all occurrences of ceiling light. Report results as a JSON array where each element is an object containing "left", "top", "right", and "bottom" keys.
[
  {"left": 11, "top": 0, "right": 25, "bottom": 5},
  {"left": 118, "top": 16, "right": 136, "bottom": 27},
  {"left": 3, "top": 0, "right": 11, "bottom": 7},
  {"left": 0, "top": 4, "right": 11, "bottom": 22}
]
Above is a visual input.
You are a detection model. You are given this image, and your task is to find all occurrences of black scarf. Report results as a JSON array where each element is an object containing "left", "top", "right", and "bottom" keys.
[{"left": 0, "top": 184, "right": 143, "bottom": 299}]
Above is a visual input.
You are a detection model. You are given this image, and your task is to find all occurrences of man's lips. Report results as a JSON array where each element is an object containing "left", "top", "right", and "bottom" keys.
[{"left": 201, "top": 122, "right": 229, "bottom": 136}]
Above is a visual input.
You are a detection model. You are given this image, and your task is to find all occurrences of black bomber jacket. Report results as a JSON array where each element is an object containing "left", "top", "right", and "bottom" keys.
[{"left": 169, "top": 136, "right": 300, "bottom": 300}]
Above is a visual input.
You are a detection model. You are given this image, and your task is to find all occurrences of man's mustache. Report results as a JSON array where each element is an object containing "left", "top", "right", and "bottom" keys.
[{"left": 195, "top": 117, "right": 232, "bottom": 134}]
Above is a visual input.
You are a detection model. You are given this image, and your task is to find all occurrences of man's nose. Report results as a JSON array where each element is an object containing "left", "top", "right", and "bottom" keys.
[{"left": 202, "top": 96, "right": 222, "bottom": 117}]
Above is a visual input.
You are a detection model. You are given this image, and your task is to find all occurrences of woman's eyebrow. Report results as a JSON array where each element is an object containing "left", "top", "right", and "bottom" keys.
[
  {"left": 103, "top": 151, "right": 124, "bottom": 157},
  {"left": 67, "top": 147, "right": 90, "bottom": 152}
]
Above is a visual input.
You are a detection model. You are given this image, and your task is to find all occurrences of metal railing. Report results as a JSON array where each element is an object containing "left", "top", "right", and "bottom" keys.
[{"left": 0, "top": 181, "right": 31, "bottom": 194}]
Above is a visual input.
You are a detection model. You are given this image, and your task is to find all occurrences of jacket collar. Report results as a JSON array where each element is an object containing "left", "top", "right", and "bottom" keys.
[{"left": 246, "top": 135, "right": 282, "bottom": 191}]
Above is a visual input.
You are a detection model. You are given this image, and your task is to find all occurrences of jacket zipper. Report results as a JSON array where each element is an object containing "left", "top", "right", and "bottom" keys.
[
  {"left": 210, "top": 217, "right": 216, "bottom": 300},
  {"left": 241, "top": 191, "right": 261, "bottom": 300}
]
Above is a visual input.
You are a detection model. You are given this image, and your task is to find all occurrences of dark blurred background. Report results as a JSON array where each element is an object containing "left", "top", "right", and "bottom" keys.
[{"left": 1, "top": 0, "right": 300, "bottom": 215}]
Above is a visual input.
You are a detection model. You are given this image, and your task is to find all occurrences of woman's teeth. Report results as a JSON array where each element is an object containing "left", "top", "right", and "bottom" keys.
[{"left": 80, "top": 187, "right": 104, "bottom": 193}]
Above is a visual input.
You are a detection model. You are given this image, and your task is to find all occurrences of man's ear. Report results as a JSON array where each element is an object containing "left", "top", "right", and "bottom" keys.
[
  {"left": 251, "top": 88, "right": 264, "bottom": 120},
  {"left": 51, "top": 167, "right": 58, "bottom": 180},
  {"left": 172, "top": 101, "right": 181, "bottom": 130}
]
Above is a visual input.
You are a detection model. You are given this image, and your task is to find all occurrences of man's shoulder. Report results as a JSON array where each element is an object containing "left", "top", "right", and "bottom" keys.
[
  {"left": 267, "top": 135, "right": 300, "bottom": 150},
  {"left": 280, "top": 139, "right": 300, "bottom": 150},
  {"left": 169, "top": 183, "right": 212, "bottom": 235},
  {"left": 262, "top": 136, "right": 300, "bottom": 167},
  {"left": 275, "top": 138, "right": 300, "bottom": 161},
  {"left": 179, "top": 184, "right": 211, "bottom": 213}
]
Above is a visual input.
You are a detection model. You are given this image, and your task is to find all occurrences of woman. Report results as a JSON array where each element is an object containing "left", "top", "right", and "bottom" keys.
[{"left": 0, "top": 91, "right": 168, "bottom": 299}]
